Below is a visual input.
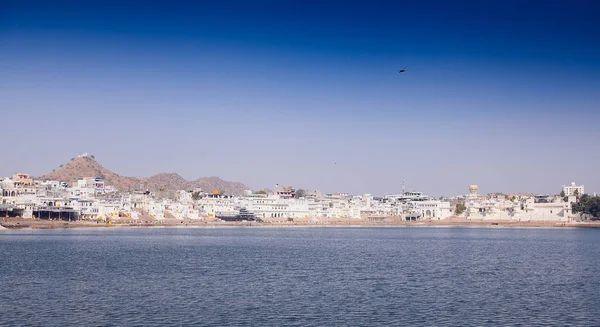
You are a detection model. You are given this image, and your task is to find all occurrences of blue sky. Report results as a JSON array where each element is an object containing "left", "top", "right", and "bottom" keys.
[{"left": 1, "top": 0, "right": 599, "bottom": 196}]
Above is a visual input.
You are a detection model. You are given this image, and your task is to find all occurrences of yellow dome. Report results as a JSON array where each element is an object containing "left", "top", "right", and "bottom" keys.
[{"left": 469, "top": 185, "right": 479, "bottom": 191}]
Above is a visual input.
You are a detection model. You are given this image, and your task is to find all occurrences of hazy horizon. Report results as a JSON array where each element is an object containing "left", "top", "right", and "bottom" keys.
[{"left": 2, "top": 0, "right": 599, "bottom": 197}]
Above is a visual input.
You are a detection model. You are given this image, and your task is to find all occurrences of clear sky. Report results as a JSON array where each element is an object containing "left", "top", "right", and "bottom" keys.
[{"left": 1, "top": 0, "right": 599, "bottom": 196}]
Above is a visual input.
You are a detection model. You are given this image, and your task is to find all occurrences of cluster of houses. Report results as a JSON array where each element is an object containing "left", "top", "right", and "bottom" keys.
[
  {"left": 460, "top": 184, "right": 582, "bottom": 221},
  {"left": 0, "top": 173, "right": 587, "bottom": 222}
]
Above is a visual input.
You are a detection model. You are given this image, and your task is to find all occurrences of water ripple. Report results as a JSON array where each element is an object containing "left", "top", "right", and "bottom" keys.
[{"left": 1, "top": 227, "right": 600, "bottom": 326}]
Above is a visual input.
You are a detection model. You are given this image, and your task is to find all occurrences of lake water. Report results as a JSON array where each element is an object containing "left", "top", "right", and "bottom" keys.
[{"left": 1, "top": 227, "right": 600, "bottom": 326}]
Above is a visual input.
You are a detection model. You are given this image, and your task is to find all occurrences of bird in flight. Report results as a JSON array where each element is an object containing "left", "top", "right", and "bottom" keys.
[{"left": 398, "top": 66, "right": 408, "bottom": 73}]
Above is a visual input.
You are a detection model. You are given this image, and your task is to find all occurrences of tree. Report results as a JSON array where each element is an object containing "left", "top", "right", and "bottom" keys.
[
  {"left": 70, "top": 158, "right": 75, "bottom": 161},
  {"left": 90, "top": 155, "right": 95, "bottom": 159},
  {"left": 574, "top": 189, "right": 579, "bottom": 197},
  {"left": 572, "top": 195, "right": 600, "bottom": 219},
  {"left": 455, "top": 203, "right": 467, "bottom": 215},
  {"left": 295, "top": 189, "right": 306, "bottom": 198},
  {"left": 560, "top": 190, "right": 565, "bottom": 198},
  {"left": 59, "top": 164, "right": 64, "bottom": 168},
  {"left": 191, "top": 191, "right": 202, "bottom": 200}
]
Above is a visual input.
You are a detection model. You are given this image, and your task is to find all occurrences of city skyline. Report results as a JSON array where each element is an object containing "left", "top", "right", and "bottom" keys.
[
  {"left": 2, "top": 0, "right": 599, "bottom": 196},
  {"left": 1, "top": 154, "right": 590, "bottom": 198}
]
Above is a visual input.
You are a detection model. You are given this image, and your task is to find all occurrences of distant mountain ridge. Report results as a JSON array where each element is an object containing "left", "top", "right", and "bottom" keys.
[{"left": 39, "top": 157, "right": 251, "bottom": 195}]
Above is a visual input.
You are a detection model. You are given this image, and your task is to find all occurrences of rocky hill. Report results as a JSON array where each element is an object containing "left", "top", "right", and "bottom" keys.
[
  {"left": 40, "top": 156, "right": 140, "bottom": 191},
  {"left": 141, "top": 173, "right": 192, "bottom": 191},
  {"left": 39, "top": 157, "right": 251, "bottom": 195}
]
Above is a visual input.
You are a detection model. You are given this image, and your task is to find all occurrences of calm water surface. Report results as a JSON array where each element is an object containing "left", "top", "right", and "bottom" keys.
[{"left": 1, "top": 227, "right": 600, "bottom": 326}]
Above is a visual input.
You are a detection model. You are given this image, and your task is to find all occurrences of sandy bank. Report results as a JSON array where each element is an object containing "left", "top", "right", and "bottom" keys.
[{"left": 1, "top": 217, "right": 600, "bottom": 230}]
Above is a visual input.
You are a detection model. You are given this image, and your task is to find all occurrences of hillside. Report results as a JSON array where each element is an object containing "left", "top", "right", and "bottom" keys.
[
  {"left": 39, "top": 157, "right": 251, "bottom": 195},
  {"left": 40, "top": 157, "right": 140, "bottom": 191},
  {"left": 141, "top": 173, "right": 192, "bottom": 191}
]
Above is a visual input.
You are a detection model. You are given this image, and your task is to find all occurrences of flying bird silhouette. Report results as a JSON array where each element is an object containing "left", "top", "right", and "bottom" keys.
[{"left": 398, "top": 66, "right": 408, "bottom": 73}]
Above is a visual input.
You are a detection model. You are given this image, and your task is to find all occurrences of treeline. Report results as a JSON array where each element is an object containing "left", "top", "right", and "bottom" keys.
[{"left": 572, "top": 195, "right": 600, "bottom": 219}]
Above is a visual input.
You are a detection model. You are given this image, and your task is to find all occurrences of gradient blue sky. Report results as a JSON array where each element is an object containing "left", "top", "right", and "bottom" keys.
[{"left": 1, "top": 0, "right": 599, "bottom": 196}]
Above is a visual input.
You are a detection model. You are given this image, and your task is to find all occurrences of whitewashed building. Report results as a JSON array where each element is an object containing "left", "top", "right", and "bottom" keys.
[
  {"left": 465, "top": 191, "right": 573, "bottom": 222},
  {"left": 562, "top": 182, "right": 584, "bottom": 196},
  {"left": 408, "top": 200, "right": 453, "bottom": 219}
]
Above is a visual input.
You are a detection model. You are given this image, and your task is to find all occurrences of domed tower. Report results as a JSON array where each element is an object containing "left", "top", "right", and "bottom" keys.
[{"left": 468, "top": 185, "right": 479, "bottom": 199}]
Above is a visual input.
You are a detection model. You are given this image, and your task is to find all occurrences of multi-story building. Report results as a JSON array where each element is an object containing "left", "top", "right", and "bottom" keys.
[
  {"left": 562, "top": 182, "right": 584, "bottom": 197},
  {"left": 408, "top": 200, "right": 453, "bottom": 219},
  {"left": 12, "top": 173, "right": 33, "bottom": 187}
]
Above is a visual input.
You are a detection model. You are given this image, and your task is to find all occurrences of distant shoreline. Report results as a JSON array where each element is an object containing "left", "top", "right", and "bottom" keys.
[{"left": 2, "top": 218, "right": 600, "bottom": 230}]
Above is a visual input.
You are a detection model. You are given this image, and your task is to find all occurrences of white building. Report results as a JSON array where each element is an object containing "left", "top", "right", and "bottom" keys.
[
  {"left": 408, "top": 200, "right": 453, "bottom": 220},
  {"left": 518, "top": 198, "right": 572, "bottom": 221},
  {"left": 466, "top": 194, "right": 572, "bottom": 222},
  {"left": 562, "top": 182, "right": 584, "bottom": 197},
  {"left": 73, "top": 177, "right": 105, "bottom": 194},
  {"left": 148, "top": 202, "right": 165, "bottom": 220},
  {"left": 385, "top": 191, "right": 429, "bottom": 202},
  {"left": 246, "top": 195, "right": 307, "bottom": 218},
  {"left": 197, "top": 195, "right": 237, "bottom": 217}
]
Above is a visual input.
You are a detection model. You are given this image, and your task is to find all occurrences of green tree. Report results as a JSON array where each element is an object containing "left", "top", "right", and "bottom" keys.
[
  {"left": 59, "top": 164, "right": 64, "bottom": 168},
  {"left": 295, "top": 189, "right": 306, "bottom": 198},
  {"left": 560, "top": 190, "right": 565, "bottom": 198},
  {"left": 90, "top": 155, "right": 95, "bottom": 159},
  {"left": 70, "top": 158, "right": 75, "bottom": 161},
  {"left": 455, "top": 203, "right": 467, "bottom": 215},
  {"left": 574, "top": 189, "right": 579, "bottom": 197},
  {"left": 572, "top": 195, "right": 600, "bottom": 219}
]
